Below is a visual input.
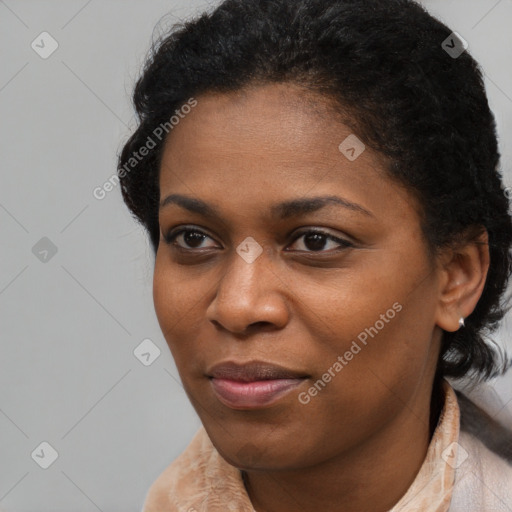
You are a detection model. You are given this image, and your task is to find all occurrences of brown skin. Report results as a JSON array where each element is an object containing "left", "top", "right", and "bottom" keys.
[{"left": 153, "top": 83, "right": 490, "bottom": 512}]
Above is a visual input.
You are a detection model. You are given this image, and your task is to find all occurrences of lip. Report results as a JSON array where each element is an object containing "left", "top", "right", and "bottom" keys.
[{"left": 207, "top": 360, "right": 309, "bottom": 409}]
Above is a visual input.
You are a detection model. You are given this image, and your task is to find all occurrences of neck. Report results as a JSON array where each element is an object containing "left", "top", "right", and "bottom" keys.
[{"left": 243, "top": 381, "right": 444, "bottom": 512}]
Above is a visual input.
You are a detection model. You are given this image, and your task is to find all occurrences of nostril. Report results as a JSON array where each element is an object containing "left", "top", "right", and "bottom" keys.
[{"left": 247, "top": 321, "right": 274, "bottom": 331}]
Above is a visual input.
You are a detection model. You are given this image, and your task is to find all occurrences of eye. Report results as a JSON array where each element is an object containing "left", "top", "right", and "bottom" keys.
[
  {"left": 163, "top": 226, "right": 354, "bottom": 253},
  {"left": 163, "top": 227, "right": 218, "bottom": 250},
  {"left": 287, "top": 229, "right": 354, "bottom": 253}
]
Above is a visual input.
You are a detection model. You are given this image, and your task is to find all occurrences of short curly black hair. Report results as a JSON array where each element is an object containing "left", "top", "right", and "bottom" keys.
[{"left": 117, "top": 0, "right": 512, "bottom": 382}]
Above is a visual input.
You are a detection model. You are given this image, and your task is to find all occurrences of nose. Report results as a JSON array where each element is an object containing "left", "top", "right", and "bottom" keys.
[{"left": 205, "top": 242, "right": 290, "bottom": 335}]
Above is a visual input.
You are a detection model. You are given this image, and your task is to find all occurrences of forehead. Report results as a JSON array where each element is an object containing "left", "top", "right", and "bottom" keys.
[
  {"left": 158, "top": 83, "right": 419, "bottom": 224},
  {"left": 161, "top": 84, "right": 378, "bottom": 181}
]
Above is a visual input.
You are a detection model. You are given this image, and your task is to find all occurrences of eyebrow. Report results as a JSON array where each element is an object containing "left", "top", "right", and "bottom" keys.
[{"left": 159, "top": 193, "right": 374, "bottom": 220}]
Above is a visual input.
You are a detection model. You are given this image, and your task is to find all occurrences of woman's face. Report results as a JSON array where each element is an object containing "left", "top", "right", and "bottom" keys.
[{"left": 153, "top": 83, "right": 444, "bottom": 470}]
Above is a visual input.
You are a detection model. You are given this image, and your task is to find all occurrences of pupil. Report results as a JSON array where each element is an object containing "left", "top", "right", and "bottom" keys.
[
  {"left": 184, "top": 231, "right": 204, "bottom": 248},
  {"left": 305, "top": 233, "right": 326, "bottom": 251}
]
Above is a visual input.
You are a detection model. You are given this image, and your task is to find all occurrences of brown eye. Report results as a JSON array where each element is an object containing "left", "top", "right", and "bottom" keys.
[
  {"left": 164, "top": 228, "right": 218, "bottom": 250},
  {"left": 163, "top": 226, "right": 353, "bottom": 254},
  {"left": 288, "top": 230, "right": 353, "bottom": 253}
]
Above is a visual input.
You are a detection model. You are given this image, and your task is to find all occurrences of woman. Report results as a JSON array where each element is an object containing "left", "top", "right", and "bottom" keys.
[{"left": 117, "top": 0, "right": 512, "bottom": 510}]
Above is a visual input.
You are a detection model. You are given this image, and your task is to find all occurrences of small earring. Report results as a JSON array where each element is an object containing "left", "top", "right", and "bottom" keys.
[{"left": 458, "top": 317, "right": 465, "bottom": 328}]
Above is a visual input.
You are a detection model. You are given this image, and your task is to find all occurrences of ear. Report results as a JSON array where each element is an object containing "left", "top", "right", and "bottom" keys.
[{"left": 435, "top": 229, "right": 490, "bottom": 332}]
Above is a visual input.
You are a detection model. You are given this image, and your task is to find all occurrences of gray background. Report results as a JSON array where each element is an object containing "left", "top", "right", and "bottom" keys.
[{"left": 1, "top": 1, "right": 511, "bottom": 511}]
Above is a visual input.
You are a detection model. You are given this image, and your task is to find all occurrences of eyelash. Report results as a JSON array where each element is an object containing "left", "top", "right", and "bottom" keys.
[{"left": 163, "top": 226, "right": 354, "bottom": 254}]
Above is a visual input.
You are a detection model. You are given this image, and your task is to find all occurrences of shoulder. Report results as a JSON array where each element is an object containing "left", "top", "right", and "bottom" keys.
[{"left": 449, "top": 429, "right": 512, "bottom": 511}]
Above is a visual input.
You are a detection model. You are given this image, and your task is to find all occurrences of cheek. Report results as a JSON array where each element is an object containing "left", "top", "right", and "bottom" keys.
[
  {"left": 152, "top": 264, "right": 174, "bottom": 330},
  {"left": 152, "top": 258, "right": 193, "bottom": 341},
  {"left": 298, "top": 259, "right": 436, "bottom": 397},
  {"left": 152, "top": 257, "right": 215, "bottom": 373},
  {"left": 292, "top": 270, "right": 400, "bottom": 354},
  {"left": 289, "top": 314, "right": 430, "bottom": 457},
  {"left": 307, "top": 296, "right": 436, "bottom": 432}
]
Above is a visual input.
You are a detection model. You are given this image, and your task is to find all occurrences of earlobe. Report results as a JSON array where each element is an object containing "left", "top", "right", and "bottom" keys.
[{"left": 435, "top": 229, "right": 489, "bottom": 333}]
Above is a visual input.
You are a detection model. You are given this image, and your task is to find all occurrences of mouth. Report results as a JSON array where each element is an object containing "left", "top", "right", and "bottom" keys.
[{"left": 207, "top": 360, "right": 309, "bottom": 410}]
